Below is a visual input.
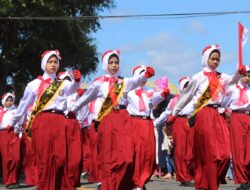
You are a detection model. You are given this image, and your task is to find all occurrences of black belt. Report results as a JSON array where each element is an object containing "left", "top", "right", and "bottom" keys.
[
  {"left": 206, "top": 104, "right": 221, "bottom": 109},
  {"left": 130, "top": 114, "right": 151, "bottom": 120},
  {"left": 92, "top": 120, "right": 100, "bottom": 132},
  {"left": 232, "top": 110, "right": 250, "bottom": 115},
  {"left": 113, "top": 105, "right": 127, "bottom": 110},
  {"left": 178, "top": 114, "right": 188, "bottom": 118},
  {"left": 42, "top": 109, "right": 65, "bottom": 115},
  {"left": 92, "top": 120, "right": 100, "bottom": 125}
]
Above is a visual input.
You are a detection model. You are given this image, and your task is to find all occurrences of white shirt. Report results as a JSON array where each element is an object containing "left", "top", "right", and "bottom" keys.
[
  {"left": 67, "top": 93, "right": 92, "bottom": 128},
  {"left": 126, "top": 87, "right": 164, "bottom": 117},
  {"left": 153, "top": 96, "right": 194, "bottom": 128},
  {"left": 66, "top": 93, "right": 78, "bottom": 114},
  {"left": 9, "top": 72, "right": 80, "bottom": 127},
  {"left": 0, "top": 106, "right": 17, "bottom": 130},
  {"left": 70, "top": 72, "right": 148, "bottom": 120},
  {"left": 172, "top": 69, "right": 240, "bottom": 116},
  {"left": 153, "top": 107, "right": 172, "bottom": 128},
  {"left": 77, "top": 105, "right": 92, "bottom": 128},
  {"left": 222, "top": 81, "right": 250, "bottom": 110}
]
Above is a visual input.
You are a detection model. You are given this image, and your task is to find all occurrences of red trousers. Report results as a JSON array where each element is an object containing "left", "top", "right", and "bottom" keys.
[
  {"left": 130, "top": 117, "right": 156, "bottom": 188},
  {"left": 81, "top": 127, "right": 90, "bottom": 173},
  {"left": 229, "top": 112, "right": 250, "bottom": 184},
  {"left": 97, "top": 109, "right": 134, "bottom": 190},
  {"left": 63, "top": 118, "right": 83, "bottom": 189},
  {"left": 193, "top": 107, "right": 230, "bottom": 190},
  {"left": 20, "top": 134, "right": 38, "bottom": 186},
  {"left": 87, "top": 122, "right": 100, "bottom": 182},
  {"left": 0, "top": 129, "right": 20, "bottom": 185},
  {"left": 31, "top": 112, "right": 70, "bottom": 190},
  {"left": 172, "top": 117, "right": 194, "bottom": 182}
]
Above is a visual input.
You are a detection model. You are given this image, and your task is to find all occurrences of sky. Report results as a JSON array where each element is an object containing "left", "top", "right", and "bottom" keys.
[{"left": 85, "top": 0, "right": 250, "bottom": 87}]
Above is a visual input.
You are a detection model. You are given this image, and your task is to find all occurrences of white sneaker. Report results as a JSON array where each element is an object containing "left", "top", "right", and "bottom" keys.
[
  {"left": 81, "top": 172, "right": 89, "bottom": 178},
  {"left": 97, "top": 182, "right": 101, "bottom": 190}
]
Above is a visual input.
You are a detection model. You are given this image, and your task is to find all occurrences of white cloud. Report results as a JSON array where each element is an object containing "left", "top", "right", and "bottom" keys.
[
  {"left": 121, "top": 32, "right": 175, "bottom": 53},
  {"left": 138, "top": 49, "right": 200, "bottom": 84},
  {"left": 119, "top": 32, "right": 201, "bottom": 84},
  {"left": 119, "top": 32, "right": 240, "bottom": 85},
  {"left": 189, "top": 21, "right": 206, "bottom": 34}
]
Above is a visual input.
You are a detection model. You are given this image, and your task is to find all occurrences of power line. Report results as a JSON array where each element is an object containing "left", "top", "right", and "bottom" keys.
[{"left": 0, "top": 10, "right": 250, "bottom": 21}]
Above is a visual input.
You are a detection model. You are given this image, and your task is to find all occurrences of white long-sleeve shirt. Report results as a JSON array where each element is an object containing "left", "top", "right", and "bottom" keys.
[
  {"left": 0, "top": 106, "right": 15, "bottom": 130},
  {"left": 172, "top": 69, "right": 240, "bottom": 116},
  {"left": 153, "top": 96, "right": 194, "bottom": 128},
  {"left": 70, "top": 73, "right": 148, "bottom": 120},
  {"left": 126, "top": 87, "right": 164, "bottom": 117},
  {"left": 67, "top": 93, "right": 92, "bottom": 128},
  {"left": 0, "top": 106, "right": 24, "bottom": 131},
  {"left": 9, "top": 72, "right": 80, "bottom": 127},
  {"left": 77, "top": 105, "right": 92, "bottom": 128},
  {"left": 222, "top": 81, "right": 250, "bottom": 110}
]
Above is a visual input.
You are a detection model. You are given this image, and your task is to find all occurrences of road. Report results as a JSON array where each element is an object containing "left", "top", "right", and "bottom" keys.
[
  {"left": 78, "top": 177, "right": 238, "bottom": 190},
  {"left": 0, "top": 177, "right": 238, "bottom": 190}
]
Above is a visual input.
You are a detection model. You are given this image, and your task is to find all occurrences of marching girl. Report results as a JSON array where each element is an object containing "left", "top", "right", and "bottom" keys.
[
  {"left": 222, "top": 66, "right": 250, "bottom": 189},
  {"left": 169, "top": 77, "right": 194, "bottom": 187},
  {"left": 0, "top": 93, "right": 20, "bottom": 189},
  {"left": 151, "top": 77, "right": 174, "bottom": 177},
  {"left": 19, "top": 71, "right": 72, "bottom": 188},
  {"left": 169, "top": 45, "right": 243, "bottom": 190},
  {"left": 126, "top": 66, "right": 170, "bottom": 190},
  {"left": 85, "top": 99, "right": 101, "bottom": 184},
  {"left": 8, "top": 50, "right": 81, "bottom": 190},
  {"left": 75, "top": 88, "right": 92, "bottom": 177},
  {"left": 153, "top": 76, "right": 194, "bottom": 186},
  {"left": 58, "top": 71, "right": 83, "bottom": 189},
  {"left": 19, "top": 105, "right": 38, "bottom": 187},
  {"left": 69, "top": 50, "right": 155, "bottom": 190},
  {"left": 67, "top": 86, "right": 92, "bottom": 177}
]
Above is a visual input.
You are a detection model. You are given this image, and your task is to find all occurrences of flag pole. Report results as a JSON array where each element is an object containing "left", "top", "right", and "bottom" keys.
[{"left": 238, "top": 22, "right": 243, "bottom": 67}]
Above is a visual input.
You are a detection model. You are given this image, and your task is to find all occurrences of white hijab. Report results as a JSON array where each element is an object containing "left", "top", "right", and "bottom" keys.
[
  {"left": 41, "top": 49, "right": 61, "bottom": 72},
  {"left": 201, "top": 44, "right": 220, "bottom": 71},
  {"left": 102, "top": 50, "right": 120, "bottom": 77},
  {"left": 1, "top": 92, "right": 15, "bottom": 106}
]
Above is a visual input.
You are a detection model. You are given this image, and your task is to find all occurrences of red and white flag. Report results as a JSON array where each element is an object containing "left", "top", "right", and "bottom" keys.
[{"left": 238, "top": 22, "right": 248, "bottom": 67}]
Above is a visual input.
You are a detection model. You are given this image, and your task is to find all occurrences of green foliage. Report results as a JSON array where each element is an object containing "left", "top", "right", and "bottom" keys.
[{"left": 0, "top": 0, "right": 115, "bottom": 100}]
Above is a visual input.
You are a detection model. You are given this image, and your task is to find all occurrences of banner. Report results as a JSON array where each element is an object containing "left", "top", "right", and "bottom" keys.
[{"left": 238, "top": 22, "right": 249, "bottom": 67}]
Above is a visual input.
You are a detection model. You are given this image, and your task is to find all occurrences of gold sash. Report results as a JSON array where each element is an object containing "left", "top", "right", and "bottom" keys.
[
  {"left": 188, "top": 72, "right": 221, "bottom": 127},
  {"left": 97, "top": 81, "right": 125, "bottom": 122},
  {"left": 25, "top": 80, "right": 64, "bottom": 137}
]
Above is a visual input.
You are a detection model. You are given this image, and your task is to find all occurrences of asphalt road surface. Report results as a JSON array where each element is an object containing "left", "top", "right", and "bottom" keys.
[{"left": 0, "top": 177, "right": 239, "bottom": 190}]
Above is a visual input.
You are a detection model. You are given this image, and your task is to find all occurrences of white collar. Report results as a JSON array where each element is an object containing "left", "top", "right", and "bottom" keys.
[
  {"left": 43, "top": 72, "right": 56, "bottom": 80},
  {"left": 105, "top": 74, "right": 118, "bottom": 79},
  {"left": 238, "top": 81, "right": 248, "bottom": 88},
  {"left": 3, "top": 105, "right": 15, "bottom": 111},
  {"left": 202, "top": 66, "right": 214, "bottom": 72}
]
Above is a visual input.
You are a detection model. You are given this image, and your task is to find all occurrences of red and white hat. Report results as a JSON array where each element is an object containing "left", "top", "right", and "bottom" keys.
[
  {"left": 179, "top": 76, "right": 190, "bottom": 92},
  {"left": 1, "top": 92, "right": 15, "bottom": 105},
  {"left": 245, "top": 65, "right": 250, "bottom": 72},
  {"left": 41, "top": 49, "right": 61, "bottom": 71},
  {"left": 201, "top": 44, "right": 220, "bottom": 68},
  {"left": 102, "top": 50, "right": 120, "bottom": 76},
  {"left": 58, "top": 70, "right": 72, "bottom": 80},
  {"left": 133, "top": 65, "right": 146, "bottom": 77}
]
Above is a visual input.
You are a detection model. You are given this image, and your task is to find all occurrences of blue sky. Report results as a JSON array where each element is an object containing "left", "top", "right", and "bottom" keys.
[{"left": 85, "top": 0, "right": 250, "bottom": 86}]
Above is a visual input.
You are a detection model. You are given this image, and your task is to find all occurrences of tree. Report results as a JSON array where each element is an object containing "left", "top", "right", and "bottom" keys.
[{"left": 0, "top": 0, "right": 115, "bottom": 101}]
